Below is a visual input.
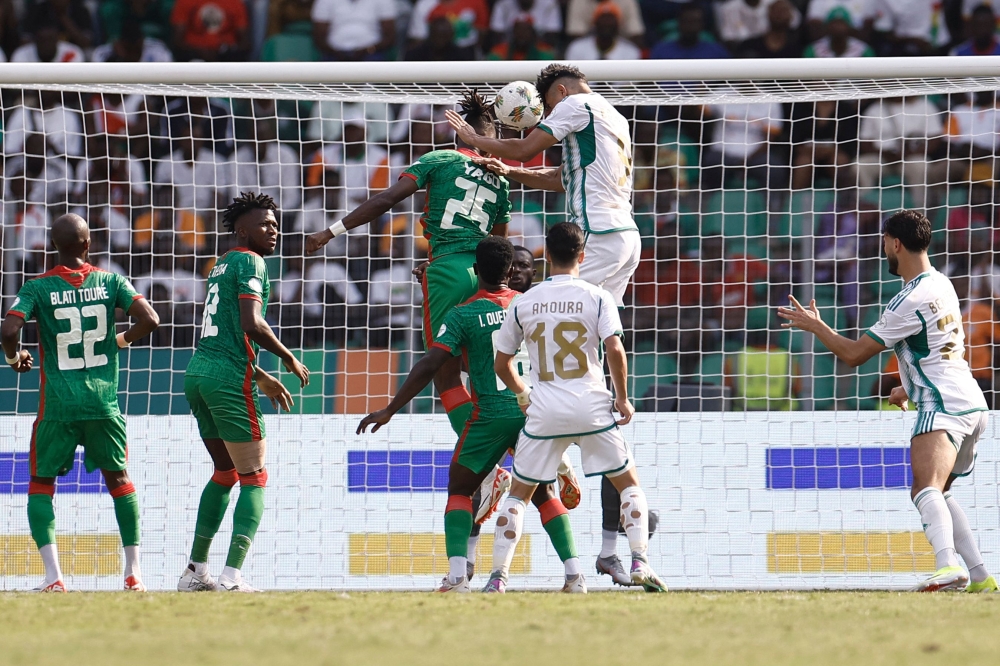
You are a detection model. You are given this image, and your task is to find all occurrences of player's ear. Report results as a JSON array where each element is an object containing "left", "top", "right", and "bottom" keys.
[{"left": 577, "top": 250, "right": 585, "bottom": 266}]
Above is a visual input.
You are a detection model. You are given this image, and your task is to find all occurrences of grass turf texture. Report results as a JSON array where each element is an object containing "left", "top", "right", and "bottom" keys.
[{"left": 1, "top": 591, "right": 997, "bottom": 665}]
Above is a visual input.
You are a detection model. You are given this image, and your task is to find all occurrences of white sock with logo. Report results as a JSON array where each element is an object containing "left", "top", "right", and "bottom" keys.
[
  {"left": 914, "top": 487, "right": 959, "bottom": 570},
  {"left": 945, "top": 492, "right": 987, "bottom": 582}
]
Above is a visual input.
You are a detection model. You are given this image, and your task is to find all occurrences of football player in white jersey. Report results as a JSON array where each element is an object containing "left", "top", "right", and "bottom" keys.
[
  {"left": 445, "top": 64, "right": 640, "bottom": 308},
  {"left": 484, "top": 223, "right": 667, "bottom": 593},
  {"left": 779, "top": 210, "right": 995, "bottom": 593}
]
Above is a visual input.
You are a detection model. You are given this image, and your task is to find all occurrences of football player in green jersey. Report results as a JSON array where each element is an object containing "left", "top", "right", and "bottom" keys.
[
  {"left": 307, "top": 91, "right": 512, "bottom": 439},
  {"left": 179, "top": 192, "right": 310, "bottom": 593},
  {"left": 1, "top": 213, "right": 160, "bottom": 592},
  {"left": 358, "top": 237, "right": 584, "bottom": 593}
]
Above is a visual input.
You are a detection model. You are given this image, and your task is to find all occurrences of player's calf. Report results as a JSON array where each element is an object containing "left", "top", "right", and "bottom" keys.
[
  {"left": 26, "top": 477, "right": 64, "bottom": 592},
  {"left": 103, "top": 469, "right": 144, "bottom": 592},
  {"left": 532, "top": 484, "right": 583, "bottom": 589}
]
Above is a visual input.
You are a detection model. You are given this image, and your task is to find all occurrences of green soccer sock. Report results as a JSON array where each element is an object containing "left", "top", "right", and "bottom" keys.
[
  {"left": 27, "top": 493, "right": 56, "bottom": 549},
  {"left": 225, "top": 485, "right": 264, "bottom": 570},
  {"left": 444, "top": 501, "right": 474, "bottom": 558},
  {"left": 190, "top": 480, "right": 233, "bottom": 563},
  {"left": 111, "top": 486, "right": 141, "bottom": 548},
  {"left": 542, "top": 514, "right": 578, "bottom": 563},
  {"left": 446, "top": 402, "right": 473, "bottom": 437}
]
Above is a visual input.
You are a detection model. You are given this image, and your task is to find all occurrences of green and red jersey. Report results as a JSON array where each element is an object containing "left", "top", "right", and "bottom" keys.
[
  {"left": 7, "top": 264, "right": 142, "bottom": 421},
  {"left": 401, "top": 149, "right": 512, "bottom": 260},
  {"left": 187, "top": 248, "right": 270, "bottom": 388},
  {"left": 432, "top": 288, "right": 527, "bottom": 420}
]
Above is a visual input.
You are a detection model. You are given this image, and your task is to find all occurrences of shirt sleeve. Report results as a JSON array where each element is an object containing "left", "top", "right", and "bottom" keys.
[
  {"left": 496, "top": 179, "right": 513, "bottom": 226},
  {"left": 115, "top": 274, "right": 144, "bottom": 312},
  {"left": 866, "top": 302, "right": 921, "bottom": 348},
  {"left": 238, "top": 254, "right": 268, "bottom": 302},
  {"left": 597, "top": 289, "right": 624, "bottom": 341},
  {"left": 7, "top": 281, "right": 35, "bottom": 320},
  {"left": 538, "top": 96, "right": 590, "bottom": 141},
  {"left": 431, "top": 308, "right": 465, "bottom": 357},
  {"left": 400, "top": 154, "right": 433, "bottom": 189},
  {"left": 494, "top": 300, "right": 524, "bottom": 355}
]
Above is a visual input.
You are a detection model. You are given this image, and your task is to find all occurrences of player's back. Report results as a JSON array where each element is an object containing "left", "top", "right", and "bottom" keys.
[
  {"left": 401, "top": 149, "right": 512, "bottom": 259},
  {"left": 870, "top": 268, "right": 987, "bottom": 413},
  {"left": 9, "top": 264, "right": 138, "bottom": 421},
  {"left": 188, "top": 248, "right": 270, "bottom": 384},
  {"left": 506, "top": 275, "right": 622, "bottom": 438}
]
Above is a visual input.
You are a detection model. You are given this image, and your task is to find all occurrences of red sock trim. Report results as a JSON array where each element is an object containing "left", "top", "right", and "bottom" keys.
[
  {"left": 239, "top": 469, "right": 268, "bottom": 487},
  {"left": 211, "top": 469, "right": 239, "bottom": 487},
  {"left": 109, "top": 482, "right": 136, "bottom": 499},
  {"left": 445, "top": 495, "right": 473, "bottom": 514},
  {"left": 441, "top": 387, "right": 472, "bottom": 413},
  {"left": 28, "top": 480, "right": 55, "bottom": 496},
  {"left": 538, "top": 498, "right": 568, "bottom": 525}
]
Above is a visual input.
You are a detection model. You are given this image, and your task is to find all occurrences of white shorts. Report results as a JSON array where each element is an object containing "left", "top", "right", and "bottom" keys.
[
  {"left": 579, "top": 229, "right": 641, "bottom": 306},
  {"left": 511, "top": 425, "right": 633, "bottom": 484},
  {"left": 912, "top": 410, "right": 988, "bottom": 476}
]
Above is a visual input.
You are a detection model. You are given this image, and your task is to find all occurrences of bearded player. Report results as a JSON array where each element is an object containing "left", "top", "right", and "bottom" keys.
[
  {"left": 307, "top": 91, "right": 511, "bottom": 440},
  {"left": 178, "top": 192, "right": 309, "bottom": 593},
  {"left": 780, "top": 210, "right": 995, "bottom": 593},
  {"left": 1, "top": 213, "right": 160, "bottom": 592},
  {"left": 358, "top": 237, "right": 585, "bottom": 593}
]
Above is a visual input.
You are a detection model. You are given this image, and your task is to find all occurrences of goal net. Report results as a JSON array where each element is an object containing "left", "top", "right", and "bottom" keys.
[{"left": 1, "top": 59, "right": 998, "bottom": 590}]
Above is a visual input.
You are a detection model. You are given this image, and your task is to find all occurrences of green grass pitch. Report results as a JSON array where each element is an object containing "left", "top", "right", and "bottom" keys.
[{"left": 1, "top": 591, "right": 997, "bottom": 666}]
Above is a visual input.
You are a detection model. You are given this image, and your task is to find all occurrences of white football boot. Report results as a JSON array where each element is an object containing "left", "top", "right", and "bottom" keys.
[
  {"left": 218, "top": 571, "right": 259, "bottom": 593},
  {"left": 474, "top": 467, "right": 512, "bottom": 524},
  {"left": 178, "top": 563, "right": 219, "bottom": 592}
]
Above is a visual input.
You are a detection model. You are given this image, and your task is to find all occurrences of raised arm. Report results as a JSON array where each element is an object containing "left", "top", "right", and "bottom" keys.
[
  {"left": 239, "top": 298, "right": 309, "bottom": 387},
  {"left": 357, "top": 347, "right": 452, "bottom": 433},
  {"left": 778, "top": 295, "right": 885, "bottom": 368},
  {"left": 446, "top": 110, "right": 558, "bottom": 163},
  {"left": 474, "top": 156, "right": 564, "bottom": 193},
  {"left": 305, "top": 177, "right": 419, "bottom": 254}
]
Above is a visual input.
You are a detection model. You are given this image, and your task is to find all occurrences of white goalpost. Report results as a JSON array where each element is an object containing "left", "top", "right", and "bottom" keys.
[{"left": 0, "top": 58, "right": 999, "bottom": 591}]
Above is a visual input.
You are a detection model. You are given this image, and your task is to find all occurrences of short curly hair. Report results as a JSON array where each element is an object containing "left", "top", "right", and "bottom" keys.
[
  {"left": 882, "top": 210, "right": 932, "bottom": 253},
  {"left": 535, "top": 64, "right": 587, "bottom": 102},
  {"left": 222, "top": 191, "right": 277, "bottom": 234}
]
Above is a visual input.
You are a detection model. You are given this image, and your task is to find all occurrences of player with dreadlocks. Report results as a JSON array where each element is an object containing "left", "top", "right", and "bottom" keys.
[
  {"left": 307, "top": 90, "right": 512, "bottom": 441},
  {"left": 178, "top": 192, "right": 309, "bottom": 593}
]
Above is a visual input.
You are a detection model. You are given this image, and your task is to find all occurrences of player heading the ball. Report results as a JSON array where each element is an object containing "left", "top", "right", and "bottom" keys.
[
  {"left": 307, "top": 90, "right": 512, "bottom": 440},
  {"left": 779, "top": 210, "right": 996, "bottom": 593},
  {"left": 488, "top": 222, "right": 667, "bottom": 593},
  {"left": 1, "top": 214, "right": 160, "bottom": 592},
  {"left": 179, "top": 192, "right": 309, "bottom": 593}
]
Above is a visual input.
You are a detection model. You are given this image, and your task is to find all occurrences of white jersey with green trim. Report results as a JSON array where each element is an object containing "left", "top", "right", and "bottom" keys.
[
  {"left": 537, "top": 92, "right": 637, "bottom": 234},
  {"left": 866, "top": 268, "right": 987, "bottom": 415},
  {"left": 494, "top": 274, "right": 624, "bottom": 438}
]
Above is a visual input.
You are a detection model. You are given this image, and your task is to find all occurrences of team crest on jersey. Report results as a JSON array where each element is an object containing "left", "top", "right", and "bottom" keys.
[
  {"left": 247, "top": 277, "right": 263, "bottom": 294},
  {"left": 437, "top": 324, "right": 447, "bottom": 338}
]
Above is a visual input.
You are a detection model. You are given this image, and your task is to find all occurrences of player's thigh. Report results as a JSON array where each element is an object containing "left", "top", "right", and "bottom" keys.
[
  {"left": 422, "top": 252, "right": 478, "bottom": 348},
  {"left": 592, "top": 231, "right": 641, "bottom": 307},
  {"left": 185, "top": 373, "right": 221, "bottom": 441},
  {"left": 511, "top": 433, "right": 571, "bottom": 485},
  {"left": 197, "top": 375, "right": 266, "bottom": 444},
  {"left": 939, "top": 411, "right": 988, "bottom": 478},
  {"left": 454, "top": 416, "right": 524, "bottom": 476},
  {"left": 577, "top": 426, "right": 634, "bottom": 479},
  {"left": 30, "top": 419, "right": 84, "bottom": 478},
  {"left": 223, "top": 439, "right": 267, "bottom": 475},
  {"left": 910, "top": 426, "right": 959, "bottom": 491},
  {"left": 78, "top": 415, "right": 129, "bottom": 473}
]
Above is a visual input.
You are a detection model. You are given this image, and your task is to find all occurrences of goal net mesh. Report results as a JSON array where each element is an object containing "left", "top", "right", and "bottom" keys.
[{"left": 1, "top": 69, "right": 998, "bottom": 590}]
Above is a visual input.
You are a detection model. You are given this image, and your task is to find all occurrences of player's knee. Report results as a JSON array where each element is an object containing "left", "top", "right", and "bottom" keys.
[
  {"left": 239, "top": 468, "right": 268, "bottom": 488},
  {"left": 28, "top": 478, "right": 55, "bottom": 496},
  {"left": 211, "top": 468, "right": 239, "bottom": 487}
]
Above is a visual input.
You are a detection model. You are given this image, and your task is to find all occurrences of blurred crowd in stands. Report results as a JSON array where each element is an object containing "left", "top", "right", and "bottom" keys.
[{"left": 3, "top": 0, "right": 1000, "bottom": 411}]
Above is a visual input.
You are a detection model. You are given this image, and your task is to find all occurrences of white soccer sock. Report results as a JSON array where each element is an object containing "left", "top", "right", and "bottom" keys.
[
  {"left": 189, "top": 560, "right": 209, "bottom": 576},
  {"left": 620, "top": 486, "right": 649, "bottom": 556},
  {"left": 564, "top": 557, "right": 580, "bottom": 577},
  {"left": 491, "top": 497, "right": 526, "bottom": 577},
  {"left": 221, "top": 565, "right": 241, "bottom": 581},
  {"left": 39, "top": 543, "right": 63, "bottom": 583},
  {"left": 600, "top": 529, "right": 618, "bottom": 558},
  {"left": 945, "top": 492, "right": 988, "bottom": 582},
  {"left": 124, "top": 545, "right": 141, "bottom": 578},
  {"left": 448, "top": 556, "right": 467, "bottom": 583},
  {"left": 466, "top": 535, "right": 480, "bottom": 565},
  {"left": 913, "top": 487, "right": 959, "bottom": 570}
]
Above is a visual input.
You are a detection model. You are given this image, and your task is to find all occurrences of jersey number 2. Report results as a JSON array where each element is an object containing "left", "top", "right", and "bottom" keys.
[
  {"left": 54, "top": 305, "right": 108, "bottom": 370},
  {"left": 201, "top": 283, "right": 221, "bottom": 338},
  {"left": 441, "top": 177, "right": 497, "bottom": 232}
]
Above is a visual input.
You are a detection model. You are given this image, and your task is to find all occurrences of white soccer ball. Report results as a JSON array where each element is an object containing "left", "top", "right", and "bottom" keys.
[{"left": 493, "top": 81, "right": 544, "bottom": 131}]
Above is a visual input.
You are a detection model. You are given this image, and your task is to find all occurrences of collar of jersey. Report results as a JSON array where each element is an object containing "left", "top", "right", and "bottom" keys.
[
  {"left": 456, "top": 148, "right": 479, "bottom": 159},
  {"left": 231, "top": 246, "right": 260, "bottom": 257},
  {"left": 545, "top": 275, "right": 576, "bottom": 282},
  {"left": 906, "top": 269, "right": 932, "bottom": 286},
  {"left": 38, "top": 263, "right": 96, "bottom": 289}
]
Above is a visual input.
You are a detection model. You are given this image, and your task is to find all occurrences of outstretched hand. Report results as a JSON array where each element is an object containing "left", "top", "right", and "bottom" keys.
[
  {"left": 777, "top": 295, "right": 823, "bottom": 333},
  {"left": 445, "top": 109, "right": 480, "bottom": 147},
  {"left": 357, "top": 409, "right": 393, "bottom": 434}
]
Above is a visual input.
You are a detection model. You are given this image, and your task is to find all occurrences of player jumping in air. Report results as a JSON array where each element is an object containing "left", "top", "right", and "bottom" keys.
[
  {"left": 489, "top": 223, "right": 667, "bottom": 593},
  {"left": 178, "top": 192, "right": 310, "bottom": 593},
  {"left": 447, "top": 65, "right": 652, "bottom": 584},
  {"left": 307, "top": 91, "right": 511, "bottom": 440},
  {"left": 358, "top": 237, "right": 585, "bottom": 593},
  {"left": 779, "top": 210, "right": 996, "bottom": 593},
  {"left": 1, "top": 214, "right": 160, "bottom": 592}
]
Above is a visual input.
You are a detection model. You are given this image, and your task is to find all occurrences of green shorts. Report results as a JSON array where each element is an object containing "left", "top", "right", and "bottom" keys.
[
  {"left": 30, "top": 415, "right": 128, "bottom": 478},
  {"left": 453, "top": 415, "right": 525, "bottom": 475},
  {"left": 422, "top": 251, "right": 478, "bottom": 349},
  {"left": 185, "top": 373, "right": 265, "bottom": 443}
]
